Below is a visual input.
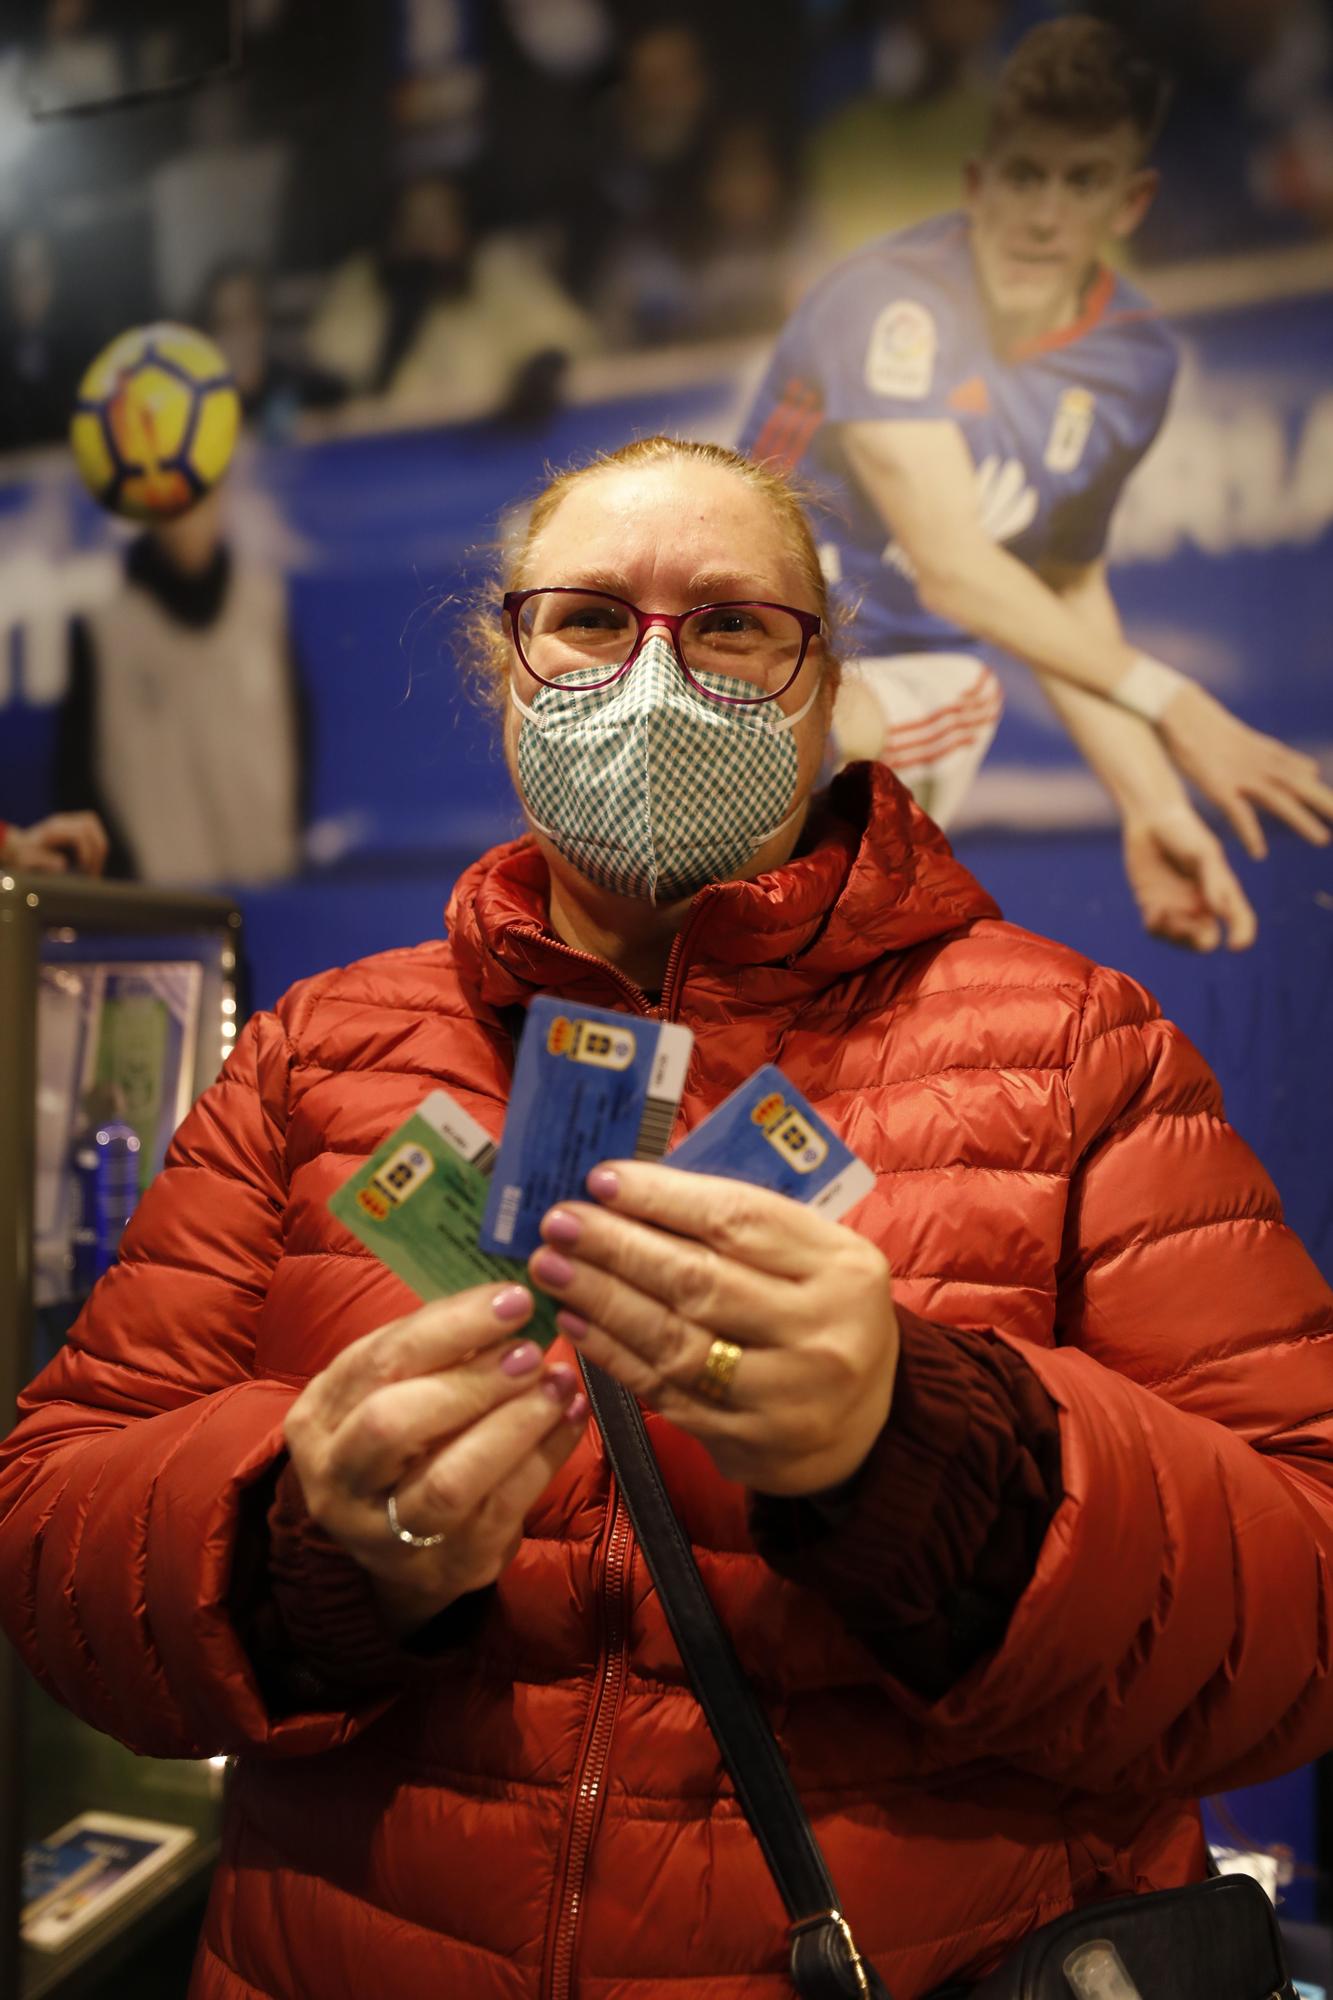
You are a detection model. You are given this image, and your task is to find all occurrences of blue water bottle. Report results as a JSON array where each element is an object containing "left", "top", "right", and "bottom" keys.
[{"left": 70, "top": 1085, "right": 142, "bottom": 1298}]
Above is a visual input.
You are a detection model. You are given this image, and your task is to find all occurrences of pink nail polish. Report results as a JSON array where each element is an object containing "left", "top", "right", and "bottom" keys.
[
  {"left": 501, "top": 1341, "right": 542, "bottom": 1376},
  {"left": 565, "top": 1393, "right": 589, "bottom": 1427},
  {"left": 543, "top": 1208, "right": 581, "bottom": 1247},
  {"left": 541, "top": 1364, "right": 578, "bottom": 1403},
  {"left": 532, "top": 1248, "right": 574, "bottom": 1288},
  {"left": 587, "top": 1166, "right": 620, "bottom": 1202},
  {"left": 556, "top": 1310, "right": 589, "bottom": 1341},
  {"left": 492, "top": 1284, "right": 532, "bottom": 1322}
]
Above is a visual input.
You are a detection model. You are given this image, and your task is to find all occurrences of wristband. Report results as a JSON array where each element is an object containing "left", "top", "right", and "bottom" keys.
[{"left": 1114, "top": 653, "right": 1190, "bottom": 724}]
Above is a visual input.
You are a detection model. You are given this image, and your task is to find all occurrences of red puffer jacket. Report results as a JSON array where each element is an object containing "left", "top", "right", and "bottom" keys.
[{"left": 3, "top": 766, "right": 1332, "bottom": 2000}]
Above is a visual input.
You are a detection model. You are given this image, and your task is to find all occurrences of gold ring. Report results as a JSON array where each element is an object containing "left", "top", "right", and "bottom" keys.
[{"left": 694, "top": 1337, "right": 743, "bottom": 1405}]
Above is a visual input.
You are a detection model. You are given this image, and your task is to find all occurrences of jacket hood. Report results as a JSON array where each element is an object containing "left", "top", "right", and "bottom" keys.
[{"left": 446, "top": 761, "right": 999, "bottom": 1010}]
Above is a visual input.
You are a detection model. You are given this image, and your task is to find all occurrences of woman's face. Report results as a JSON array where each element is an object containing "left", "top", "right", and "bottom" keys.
[{"left": 502, "top": 458, "right": 834, "bottom": 907}]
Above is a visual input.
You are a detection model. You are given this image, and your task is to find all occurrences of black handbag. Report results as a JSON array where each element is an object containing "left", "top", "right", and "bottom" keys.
[{"left": 579, "top": 1356, "right": 1301, "bottom": 2000}]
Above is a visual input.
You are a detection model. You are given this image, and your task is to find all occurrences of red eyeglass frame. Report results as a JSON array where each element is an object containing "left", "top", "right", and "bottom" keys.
[{"left": 501, "top": 586, "right": 822, "bottom": 705}]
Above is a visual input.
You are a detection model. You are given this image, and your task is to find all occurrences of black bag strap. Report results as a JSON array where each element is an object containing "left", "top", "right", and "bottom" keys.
[
  {"left": 580, "top": 1355, "right": 895, "bottom": 2000},
  {"left": 496, "top": 1006, "right": 888, "bottom": 1994}
]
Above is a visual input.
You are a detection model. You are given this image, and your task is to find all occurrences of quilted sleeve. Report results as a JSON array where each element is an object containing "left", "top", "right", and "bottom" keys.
[
  {"left": 0, "top": 1008, "right": 391, "bottom": 1760},
  {"left": 900, "top": 963, "right": 1333, "bottom": 1795},
  {"left": 748, "top": 1308, "right": 1062, "bottom": 1697}
]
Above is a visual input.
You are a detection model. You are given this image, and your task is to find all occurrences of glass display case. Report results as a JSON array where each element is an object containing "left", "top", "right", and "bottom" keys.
[{"left": 0, "top": 873, "right": 243, "bottom": 1999}]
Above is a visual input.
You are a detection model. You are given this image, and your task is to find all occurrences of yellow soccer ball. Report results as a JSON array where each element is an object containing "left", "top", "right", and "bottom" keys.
[{"left": 69, "top": 323, "right": 241, "bottom": 521}]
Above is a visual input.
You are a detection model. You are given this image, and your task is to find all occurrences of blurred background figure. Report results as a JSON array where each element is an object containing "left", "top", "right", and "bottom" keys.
[
  {"left": 596, "top": 21, "right": 714, "bottom": 229},
  {"left": 1110, "top": 0, "right": 1333, "bottom": 261},
  {"left": 149, "top": 76, "right": 291, "bottom": 321},
  {"left": 54, "top": 488, "right": 308, "bottom": 886},
  {"left": 24, "top": 0, "right": 122, "bottom": 114},
  {"left": 389, "top": 0, "right": 487, "bottom": 179},
  {"left": 0, "top": 226, "right": 80, "bottom": 448},
  {"left": 482, "top": 0, "right": 617, "bottom": 264},
  {"left": 304, "top": 170, "right": 598, "bottom": 421},
  {"left": 569, "top": 20, "right": 714, "bottom": 305},
  {"left": 593, "top": 118, "right": 808, "bottom": 347},
  {"left": 200, "top": 259, "right": 344, "bottom": 442},
  {"left": 805, "top": 0, "right": 1006, "bottom": 257}
]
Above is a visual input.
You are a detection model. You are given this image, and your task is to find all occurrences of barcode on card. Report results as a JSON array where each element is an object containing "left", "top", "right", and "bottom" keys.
[
  {"left": 492, "top": 1185, "right": 522, "bottom": 1244},
  {"left": 472, "top": 1140, "right": 498, "bottom": 1177},
  {"left": 634, "top": 1094, "right": 676, "bottom": 1161}
]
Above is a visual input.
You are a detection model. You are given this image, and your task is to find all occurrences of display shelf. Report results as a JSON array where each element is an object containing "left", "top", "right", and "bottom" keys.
[
  {"left": 20, "top": 1684, "right": 225, "bottom": 2000},
  {"left": 1, "top": 876, "right": 243, "bottom": 2000}
]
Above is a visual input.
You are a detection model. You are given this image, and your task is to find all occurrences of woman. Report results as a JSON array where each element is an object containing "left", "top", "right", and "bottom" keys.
[{"left": 1, "top": 438, "right": 1331, "bottom": 2000}]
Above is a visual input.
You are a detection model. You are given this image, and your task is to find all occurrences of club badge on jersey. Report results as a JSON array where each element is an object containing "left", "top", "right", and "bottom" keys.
[{"left": 1045, "top": 387, "right": 1097, "bottom": 473}]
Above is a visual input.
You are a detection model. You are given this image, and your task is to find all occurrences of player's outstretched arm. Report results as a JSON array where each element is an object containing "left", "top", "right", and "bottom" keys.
[
  {"left": 1153, "top": 680, "right": 1333, "bottom": 859},
  {"left": 1037, "top": 560, "right": 1256, "bottom": 952},
  {"left": 841, "top": 419, "right": 1333, "bottom": 852}
]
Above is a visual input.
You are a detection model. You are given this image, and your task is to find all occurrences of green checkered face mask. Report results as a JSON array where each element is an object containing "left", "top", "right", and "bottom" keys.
[{"left": 512, "top": 635, "right": 821, "bottom": 903}]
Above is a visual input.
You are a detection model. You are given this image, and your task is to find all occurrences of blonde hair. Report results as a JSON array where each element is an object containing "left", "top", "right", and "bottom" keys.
[{"left": 460, "top": 435, "right": 841, "bottom": 714}]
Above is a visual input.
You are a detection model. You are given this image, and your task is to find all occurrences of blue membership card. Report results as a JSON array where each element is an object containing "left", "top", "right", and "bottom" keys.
[
  {"left": 480, "top": 998, "right": 693, "bottom": 1257},
  {"left": 666, "top": 1065, "right": 875, "bottom": 1221}
]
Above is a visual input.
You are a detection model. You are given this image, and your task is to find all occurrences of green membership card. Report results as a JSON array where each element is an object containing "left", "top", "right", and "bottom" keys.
[{"left": 328, "top": 1089, "right": 560, "bottom": 1348}]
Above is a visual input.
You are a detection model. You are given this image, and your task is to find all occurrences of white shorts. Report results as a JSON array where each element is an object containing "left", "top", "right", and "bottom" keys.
[{"left": 832, "top": 653, "right": 1004, "bottom": 828}]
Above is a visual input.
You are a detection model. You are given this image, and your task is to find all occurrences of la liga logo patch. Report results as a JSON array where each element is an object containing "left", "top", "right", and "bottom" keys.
[{"left": 865, "top": 298, "right": 937, "bottom": 400}]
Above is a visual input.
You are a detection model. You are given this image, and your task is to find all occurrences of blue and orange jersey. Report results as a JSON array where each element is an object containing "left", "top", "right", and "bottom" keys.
[{"left": 738, "top": 212, "right": 1179, "bottom": 657}]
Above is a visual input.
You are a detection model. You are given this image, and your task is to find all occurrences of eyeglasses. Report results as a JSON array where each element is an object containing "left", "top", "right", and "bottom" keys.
[{"left": 502, "top": 587, "right": 822, "bottom": 706}]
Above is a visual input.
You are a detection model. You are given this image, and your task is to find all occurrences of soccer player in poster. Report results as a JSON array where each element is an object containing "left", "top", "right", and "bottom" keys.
[{"left": 739, "top": 14, "right": 1333, "bottom": 951}]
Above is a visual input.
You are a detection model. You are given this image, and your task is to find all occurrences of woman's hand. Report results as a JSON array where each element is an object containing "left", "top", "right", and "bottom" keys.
[
  {"left": 527, "top": 1164, "right": 899, "bottom": 1499},
  {"left": 1, "top": 810, "right": 109, "bottom": 876},
  {"left": 1159, "top": 682, "right": 1333, "bottom": 857},
  {"left": 1121, "top": 801, "right": 1257, "bottom": 952},
  {"left": 283, "top": 1283, "right": 587, "bottom": 1636}
]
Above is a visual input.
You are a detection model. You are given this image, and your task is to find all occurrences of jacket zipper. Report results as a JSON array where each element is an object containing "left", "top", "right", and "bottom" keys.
[
  {"left": 546, "top": 1488, "right": 634, "bottom": 2000},
  {"left": 535, "top": 894, "right": 722, "bottom": 1998},
  {"left": 655, "top": 882, "right": 722, "bottom": 1021},
  {"left": 657, "top": 904, "right": 706, "bottom": 1020},
  {"left": 509, "top": 884, "right": 721, "bottom": 1025},
  {"left": 509, "top": 928, "right": 654, "bottom": 1015}
]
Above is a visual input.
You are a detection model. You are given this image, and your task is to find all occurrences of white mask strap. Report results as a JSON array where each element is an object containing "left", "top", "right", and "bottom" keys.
[
  {"left": 772, "top": 670, "right": 823, "bottom": 732},
  {"left": 510, "top": 682, "right": 544, "bottom": 727}
]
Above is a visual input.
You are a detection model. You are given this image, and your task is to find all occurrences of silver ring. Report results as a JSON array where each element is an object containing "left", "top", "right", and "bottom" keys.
[{"left": 385, "top": 1490, "right": 445, "bottom": 1550}]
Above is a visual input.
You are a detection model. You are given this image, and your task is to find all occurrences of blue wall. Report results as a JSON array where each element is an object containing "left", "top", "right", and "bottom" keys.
[{"left": 3, "top": 292, "right": 1330, "bottom": 1264}]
